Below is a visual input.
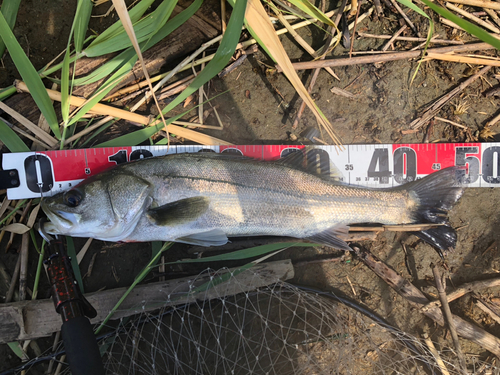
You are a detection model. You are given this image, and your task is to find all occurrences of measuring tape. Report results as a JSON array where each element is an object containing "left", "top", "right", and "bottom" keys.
[{"left": 2, "top": 143, "right": 499, "bottom": 200}]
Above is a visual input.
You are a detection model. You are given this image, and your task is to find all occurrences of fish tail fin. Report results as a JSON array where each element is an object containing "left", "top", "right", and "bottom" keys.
[{"left": 405, "top": 167, "right": 464, "bottom": 257}]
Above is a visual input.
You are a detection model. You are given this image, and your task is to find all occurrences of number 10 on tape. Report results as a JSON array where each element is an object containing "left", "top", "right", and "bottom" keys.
[{"left": 2, "top": 143, "right": 500, "bottom": 200}]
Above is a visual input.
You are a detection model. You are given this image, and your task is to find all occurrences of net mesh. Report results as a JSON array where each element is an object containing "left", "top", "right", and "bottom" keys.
[
  {"left": 98, "top": 267, "right": 497, "bottom": 375},
  {"left": 10, "top": 266, "right": 500, "bottom": 375}
]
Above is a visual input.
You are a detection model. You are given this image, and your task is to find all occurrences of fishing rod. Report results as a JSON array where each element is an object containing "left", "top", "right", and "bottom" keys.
[{"left": 36, "top": 219, "right": 105, "bottom": 375}]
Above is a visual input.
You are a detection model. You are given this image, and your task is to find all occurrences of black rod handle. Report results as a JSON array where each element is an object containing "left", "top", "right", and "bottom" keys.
[{"left": 61, "top": 316, "right": 105, "bottom": 375}]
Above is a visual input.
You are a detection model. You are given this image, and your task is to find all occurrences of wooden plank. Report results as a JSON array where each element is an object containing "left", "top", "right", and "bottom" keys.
[{"left": 0, "top": 260, "right": 294, "bottom": 344}]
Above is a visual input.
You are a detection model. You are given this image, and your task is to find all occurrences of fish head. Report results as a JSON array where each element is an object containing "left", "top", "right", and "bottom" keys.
[{"left": 41, "top": 172, "right": 152, "bottom": 241}]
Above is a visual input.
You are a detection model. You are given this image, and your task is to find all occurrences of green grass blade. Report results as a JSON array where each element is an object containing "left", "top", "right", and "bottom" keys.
[
  {"left": 419, "top": 0, "right": 500, "bottom": 50},
  {"left": 60, "top": 49, "right": 137, "bottom": 86},
  {"left": 163, "top": 242, "right": 318, "bottom": 265},
  {"left": 0, "top": 199, "right": 26, "bottom": 227},
  {"left": 159, "top": 0, "right": 247, "bottom": 117},
  {"left": 84, "top": 0, "right": 174, "bottom": 57},
  {"left": 61, "top": 49, "right": 71, "bottom": 125},
  {"left": 74, "top": 0, "right": 93, "bottom": 52},
  {"left": 0, "top": 118, "right": 30, "bottom": 152},
  {"left": 0, "top": 85, "right": 16, "bottom": 100},
  {"left": 96, "top": 116, "right": 175, "bottom": 147},
  {"left": 87, "top": 0, "right": 155, "bottom": 48},
  {"left": 31, "top": 238, "right": 45, "bottom": 300},
  {"left": 66, "top": 236, "right": 85, "bottom": 293},
  {"left": 0, "top": 0, "right": 21, "bottom": 57},
  {"left": 178, "top": 248, "right": 288, "bottom": 298},
  {"left": 100, "top": 88, "right": 227, "bottom": 147},
  {"left": 66, "top": 50, "right": 138, "bottom": 127},
  {"left": 285, "top": 0, "right": 335, "bottom": 27},
  {"left": 7, "top": 342, "right": 27, "bottom": 361},
  {"left": 0, "top": 12, "right": 61, "bottom": 139},
  {"left": 78, "top": 118, "right": 116, "bottom": 148},
  {"left": 50, "top": 0, "right": 201, "bottom": 87}
]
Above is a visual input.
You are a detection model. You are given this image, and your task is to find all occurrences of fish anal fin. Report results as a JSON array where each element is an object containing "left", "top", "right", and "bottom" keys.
[
  {"left": 176, "top": 229, "right": 229, "bottom": 247},
  {"left": 147, "top": 196, "right": 209, "bottom": 226},
  {"left": 307, "top": 224, "right": 351, "bottom": 251}
]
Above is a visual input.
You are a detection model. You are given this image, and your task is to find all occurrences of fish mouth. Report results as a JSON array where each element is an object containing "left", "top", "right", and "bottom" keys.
[{"left": 41, "top": 202, "right": 79, "bottom": 231}]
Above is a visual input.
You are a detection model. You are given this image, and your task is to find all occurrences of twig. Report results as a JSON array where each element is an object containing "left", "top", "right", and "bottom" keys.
[
  {"left": 426, "top": 52, "right": 500, "bottom": 66},
  {"left": 389, "top": 0, "right": 418, "bottom": 34},
  {"left": 283, "top": 42, "right": 495, "bottom": 71},
  {"left": 349, "top": 0, "right": 362, "bottom": 57},
  {"left": 422, "top": 333, "right": 451, "bottom": 375},
  {"left": 409, "top": 65, "right": 492, "bottom": 130},
  {"left": 54, "top": 354, "right": 66, "bottom": 375},
  {"left": 5, "top": 254, "right": 21, "bottom": 303},
  {"left": 382, "top": 25, "right": 407, "bottom": 51},
  {"left": 346, "top": 275, "right": 356, "bottom": 295},
  {"left": 19, "top": 232, "right": 29, "bottom": 301},
  {"left": 221, "top": 0, "right": 226, "bottom": 33},
  {"left": 434, "top": 116, "right": 468, "bottom": 129},
  {"left": 476, "top": 300, "right": 500, "bottom": 324},
  {"left": 106, "top": 73, "right": 195, "bottom": 101},
  {"left": 291, "top": 0, "right": 347, "bottom": 129},
  {"left": 330, "top": 86, "right": 355, "bottom": 97},
  {"left": 358, "top": 32, "right": 465, "bottom": 44},
  {"left": 275, "top": 12, "right": 338, "bottom": 80},
  {"left": 447, "top": 0, "right": 500, "bottom": 10},
  {"left": 352, "top": 246, "right": 500, "bottom": 357},
  {"left": 485, "top": 8, "right": 500, "bottom": 28},
  {"left": 486, "top": 111, "right": 500, "bottom": 127},
  {"left": 76, "top": 238, "right": 93, "bottom": 264},
  {"left": 373, "top": 0, "right": 384, "bottom": 16},
  {"left": 0, "top": 101, "right": 58, "bottom": 148},
  {"left": 15, "top": 81, "right": 233, "bottom": 146},
  {"left": 422, "top": 277, "right": 500, "bottom": 312},
  {"left": 46, "top": 331, "right": 61, "bottom": 375},
  {"left": 350, "top": 223, "right": 444, "bottom": 231},
  {"left": 446, "top": 2, "right": 500, "bottom": 33},
  {"left": 218, "top": 54, "right": 248, "bottom": 78},
  {"left": 432, "top": 264, "right": 467, "bottom": 373},
  {"left": 440, "top": 17, "right": 465, "bottom": 31}
]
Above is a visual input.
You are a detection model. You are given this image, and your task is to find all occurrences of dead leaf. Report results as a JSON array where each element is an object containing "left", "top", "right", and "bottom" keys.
[{"left": 2, "top": 223, "right": 30, "bottom": 234}]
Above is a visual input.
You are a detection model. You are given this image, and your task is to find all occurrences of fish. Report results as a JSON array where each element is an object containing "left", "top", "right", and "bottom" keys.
[{"left": 41, "top": 151, "right": 463, "bottom": 257}]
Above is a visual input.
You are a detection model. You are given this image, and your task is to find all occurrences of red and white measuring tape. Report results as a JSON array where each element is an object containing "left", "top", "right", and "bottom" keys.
[{"left": 2, "top": 143, "right": 498, "bottom": 200}]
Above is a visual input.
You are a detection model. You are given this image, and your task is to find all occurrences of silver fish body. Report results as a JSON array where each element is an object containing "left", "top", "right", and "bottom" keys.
[{"left": 41, "top": 153, "right": 463, "bottom": 253}]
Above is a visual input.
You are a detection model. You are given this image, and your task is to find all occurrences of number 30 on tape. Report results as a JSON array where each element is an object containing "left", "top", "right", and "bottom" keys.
[{"left": 2, "top": 143, "right": 499, "bottom": 200}]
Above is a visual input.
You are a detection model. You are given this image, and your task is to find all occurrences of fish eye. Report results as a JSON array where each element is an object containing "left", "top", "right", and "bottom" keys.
[{"left": 63, "top": 190, "right": 83, "bottom": 207}]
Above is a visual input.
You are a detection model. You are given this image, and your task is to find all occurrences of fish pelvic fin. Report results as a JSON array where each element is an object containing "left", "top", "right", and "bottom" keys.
[
  {"left": 176, "top": 229, "right": 229, "bottom": 246},
  {"left": 404, "top": 167, "right": 464, "bottom": 257},
  {"left": 147, "top": 196, "right": 210, "bottom": 226},
  {"left": 307, "top": 224, "right": 351, "bottom": 251}
]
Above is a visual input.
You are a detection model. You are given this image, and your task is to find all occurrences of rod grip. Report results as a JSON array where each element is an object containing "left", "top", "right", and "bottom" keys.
[{"left": 61, "top": 316, "right": 105, "bottom": 375}]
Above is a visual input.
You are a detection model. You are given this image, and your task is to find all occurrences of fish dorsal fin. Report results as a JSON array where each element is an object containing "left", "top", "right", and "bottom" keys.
[
  {"left": 176, "top": 229, "right": 229, "bottom": 247},
  {"left": 276, "top": 147, "right": 344, "bottom": 182},
  {"left": 147, "top": 196, "right": 210, "bottom": 226},
  {"left": 307, "top": 224, "right": 351, "bottom": 251}
]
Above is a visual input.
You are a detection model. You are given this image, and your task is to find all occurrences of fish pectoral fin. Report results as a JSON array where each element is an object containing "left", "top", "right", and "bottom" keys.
[
  {"left": 147, "top": 196, "right": 210, "bottom": 226},
  {"left": 307, "top": 224, "right": 351, "bottom": 251},
  {"left": 176, "top": 229, "right": 229, "bottom": 247}
]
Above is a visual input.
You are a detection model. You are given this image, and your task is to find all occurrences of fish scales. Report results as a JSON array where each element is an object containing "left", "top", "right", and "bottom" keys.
[
  {"left": 41, "top": 152, "right": 463, "bottom": 256},
  {"left": 126, "top": 155, "right": 410, "bottom": 238}
]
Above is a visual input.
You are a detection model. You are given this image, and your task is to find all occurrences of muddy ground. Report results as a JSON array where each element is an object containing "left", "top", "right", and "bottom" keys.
[{"left": 2, "top": 0, "right": 500, "bottom": 372}]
